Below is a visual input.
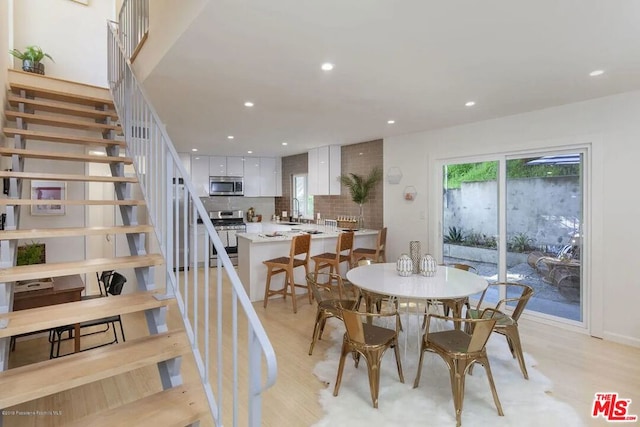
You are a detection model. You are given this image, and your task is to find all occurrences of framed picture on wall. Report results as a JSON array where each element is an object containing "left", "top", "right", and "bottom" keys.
[{"left": 31, "top": 180, "right": 66, "bottom": 216}]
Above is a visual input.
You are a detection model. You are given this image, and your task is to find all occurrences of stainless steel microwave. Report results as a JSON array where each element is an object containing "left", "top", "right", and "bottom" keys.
[{"left": 209, "top": 176, "right": 244, "bottom": 196}]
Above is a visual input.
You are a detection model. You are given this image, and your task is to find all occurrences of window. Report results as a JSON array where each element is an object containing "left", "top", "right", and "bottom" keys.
[{"left": 292, "top": 174, "right": 313, "bottom": 219}]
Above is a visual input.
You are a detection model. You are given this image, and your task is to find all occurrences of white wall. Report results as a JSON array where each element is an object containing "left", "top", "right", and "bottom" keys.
[
  {"left": 384, "top": 90, "right": 640, "bottom": 347},
  {"left": 12, "top": 0, "right": 114, "bottom": 87},
  {"left": 131, "top": 0, "right": 208, "bottom": 82},
  {"left": 0, "top": 1, "right": 11, "bottom": 177}
]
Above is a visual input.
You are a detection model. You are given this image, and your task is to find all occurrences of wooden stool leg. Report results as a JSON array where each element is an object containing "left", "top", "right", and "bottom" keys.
[
  {"left": 287, "top": 267, "right": 297, "bottom": 313},
  {"left": 263, "top": 266, "right": 273, "bottom": 308}
]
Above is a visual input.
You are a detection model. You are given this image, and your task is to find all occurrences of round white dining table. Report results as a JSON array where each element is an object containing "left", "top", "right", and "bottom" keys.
[
  {"left": 346, "top": 263, "right": 489, "bottom": 357},
  {"left": 346, "top": 262, "right": 488, "bottom": 301}
]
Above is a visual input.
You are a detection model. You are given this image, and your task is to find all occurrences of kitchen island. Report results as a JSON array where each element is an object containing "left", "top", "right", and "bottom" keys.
[{"left": 237, "top": 223, "right": 378, "bottom": 302}]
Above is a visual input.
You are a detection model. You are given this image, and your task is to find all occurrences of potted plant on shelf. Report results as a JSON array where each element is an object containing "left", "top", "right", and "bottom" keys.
[
  {"left": 339, "top": 167, "right": 383, "bottom": 229},
  {"left": 9, "top": 45, "right": 54, "bottom": 75},
  {"left": 16, "top": 241, "right": 46, "bottom": 266}
]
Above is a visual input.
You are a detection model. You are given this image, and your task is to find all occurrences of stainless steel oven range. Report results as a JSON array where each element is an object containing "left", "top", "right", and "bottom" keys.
[{"left": 209, "top": 210, "right": 246, "bottom": 266}]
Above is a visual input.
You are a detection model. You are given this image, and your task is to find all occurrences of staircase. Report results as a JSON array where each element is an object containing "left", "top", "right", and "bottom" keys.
[{"left": 0, "top": 70, "right": 210, "bottom": 425}]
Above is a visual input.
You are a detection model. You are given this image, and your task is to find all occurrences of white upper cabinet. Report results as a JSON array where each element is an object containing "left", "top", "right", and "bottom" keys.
[
  {"left": 177, "top": 152, "right": 191, "bottom": 176},
  {"left": 209, "top": 156, "right": 244, "bottom": 176},
  {"left": 209, "top": 156, "right": 227, "bottom": 176},
  {"left": 308, "top": 145, "right": 341, "bottom": 195},
  {"left": 243, "top": 157, "right": 261, "bottom": 197},
  {"left": 191, "top": 155, "right": 211, "bottom": 197},
  {"left": 227, "top": 157, "right": 244, "bottom": 176},
  {"left": 244, "top": 157, "right": 281, "bottom": 197}
]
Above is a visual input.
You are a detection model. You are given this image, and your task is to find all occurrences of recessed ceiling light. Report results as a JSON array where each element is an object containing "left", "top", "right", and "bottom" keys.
[
  {"left": 244, "top": 101, "right": 254, "bottom": 107},
  {"left": 321, "top": 63, "right": 334, "bottom": 71},
  {"left": 247, "top": 150, "right": 253, "bottom": 154},
  {"left": 191, "top": 148, "right": 198, "bottom": 152},
  {"left": 387, "top": 120, "right": 395, "bottom": 124},
  {"left": 227, "top": 135, "right": 234, "bottom": 140},
  {"left": 465, "top": 101, "right": 476, "bottom": 107},
  {"left": 589, "top": 69, "right": 604, "bottom": 77},
  {"left": 282, "top": 142, "right": 288, "bottom": 146}
]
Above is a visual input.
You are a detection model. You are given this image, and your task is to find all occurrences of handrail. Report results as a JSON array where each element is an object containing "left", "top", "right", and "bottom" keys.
[
  {"left": 118, "top": 0, "right": 149, "bottom": 60},
  {"left": 107, "top": 20, "right": 277, "bottom": 426}
]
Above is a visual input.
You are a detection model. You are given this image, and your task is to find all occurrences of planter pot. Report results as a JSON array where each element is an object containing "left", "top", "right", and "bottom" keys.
[{"left": 22, "top": 60, "right": 45, "bottom": 75}]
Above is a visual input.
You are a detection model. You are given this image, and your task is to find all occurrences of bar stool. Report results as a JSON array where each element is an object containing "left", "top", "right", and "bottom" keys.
[
  {"left": 263, "top": 233, "right": 312, "bottom": 313},
  {"left": 352, "top": 227, "right": 387, "bottom": 265},
  {"left": 311, "top": 231, "right": 355, "bottom": 278}
]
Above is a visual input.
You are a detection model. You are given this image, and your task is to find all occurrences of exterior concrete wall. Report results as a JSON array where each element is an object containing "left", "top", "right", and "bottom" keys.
[{"left": 444, "top": 176, "right": 581, "bottom": 248}]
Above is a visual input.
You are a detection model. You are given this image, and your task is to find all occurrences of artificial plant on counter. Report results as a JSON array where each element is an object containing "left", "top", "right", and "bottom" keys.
[{"left": 339, "top": 167, "right": 383, "bottom": 228}]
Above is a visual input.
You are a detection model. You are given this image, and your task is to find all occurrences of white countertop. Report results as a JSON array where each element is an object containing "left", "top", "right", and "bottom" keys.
[{"left": 237, "top": 223, "right": 378, "bottom": 243}]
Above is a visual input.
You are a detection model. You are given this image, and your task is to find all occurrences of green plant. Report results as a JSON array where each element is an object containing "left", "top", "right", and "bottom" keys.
[
  {"left": 339, "top": 167, "right": 383, "bottom": 205},
  {"left": 9, "top": 45, "right": 54, "bottom": 63},
  {"left": 509, "top": 232, "right": 535, "bottom": 253},
  {"left": 444, "top": 226, "right": 464, "bottom": 243},
  {"left": 16, "top": 241, "right": 45, "bottom": 266}
]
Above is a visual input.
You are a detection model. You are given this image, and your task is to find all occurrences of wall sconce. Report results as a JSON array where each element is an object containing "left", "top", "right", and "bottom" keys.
[
  {"left": 387, "top": 167, "right": 402, "bottom": 184},
  {"left": 403, "top": 186, "right": 417, "bottom": 201}
]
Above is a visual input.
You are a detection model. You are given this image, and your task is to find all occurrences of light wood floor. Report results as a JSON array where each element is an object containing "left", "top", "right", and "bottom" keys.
[{"left": 5, "top": 270, "right": 640, "bottom": 426}]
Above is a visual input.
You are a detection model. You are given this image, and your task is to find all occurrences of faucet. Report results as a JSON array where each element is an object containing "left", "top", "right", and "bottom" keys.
[{"left": 293, "top": 198, "right": 300, "bottom": 221}]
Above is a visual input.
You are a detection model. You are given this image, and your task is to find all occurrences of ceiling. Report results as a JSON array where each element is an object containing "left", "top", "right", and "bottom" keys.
[{"left": 142, "top": 0, "right": 640, "bottom": 158}]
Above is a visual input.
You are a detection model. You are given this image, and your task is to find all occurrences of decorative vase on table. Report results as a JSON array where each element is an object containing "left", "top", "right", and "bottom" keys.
[
  {"left": 357, "top": 204, "right": 365, "bottom": 229},
  {"left": 409, "top": 241, "right": 421, "bottom": 274},
  {"left": 420, "top": 254, "right": 437, "bottom": 277},
  {"left": 396, "top": 253, "right": 413, "bottom": 277}
]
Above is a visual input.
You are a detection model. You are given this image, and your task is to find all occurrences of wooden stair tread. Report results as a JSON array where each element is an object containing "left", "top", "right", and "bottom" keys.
[
  {"left": 3, "top": 128, "right": 125, "bottom": 147},
  {"left": 0, "top": 254, "right": 165, "bottom": 283},
  {"left": 1, "top": 225, "right": 153, "bottom": 240},
  {"left": 0, "top": 170, "right": 137, "bottom": 183},
  {"left": 5, "top": 111, "right": 121, "bottom": 132},
  {"left": 7, "top": 95, "right": 119, "bottom": 120},
  {"left": 0, "top": 291, "right": 174, "bottom": 338},
  {"left": 0, "top": 330, "right": 190, "bottom": 409},
  {"left": 9, "top": 82, "right": 115, "bottom": 109},
  {"left": 0, "top": 199, "right": 145, "bottom": 206},
  {"left": 64, "top": 383, "right": 209, "bottom": 427},
  {"left": 0, "top": 147, "right": 132, "bottom": 164}
]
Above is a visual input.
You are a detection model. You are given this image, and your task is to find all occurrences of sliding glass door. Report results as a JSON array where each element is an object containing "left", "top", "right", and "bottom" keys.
[{"left": 442, "top": 151, "right": 585, "bottom": 324}]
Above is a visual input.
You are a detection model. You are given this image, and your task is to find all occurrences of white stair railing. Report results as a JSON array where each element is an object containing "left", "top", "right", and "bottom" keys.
[{"left": 107, "top": 21, "right": 277, "bottom": 427}]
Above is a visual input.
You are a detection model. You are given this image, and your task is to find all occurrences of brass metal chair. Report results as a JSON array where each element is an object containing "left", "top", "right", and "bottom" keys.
[
  {"left": 414, "top": 314, "right": 503, "bottom": 426},
  {"left": 306, "top": 272, "right": 359, "bottom": 355},
  {"left": 263, "top": 233, "right": 312, "bottom": 313},
  {"left": 441, "top": 263, "right": 478, "bottom": 318},
  {"left": 352, "top": 227, "right": 387, "bottom": 264},
  {"left": 466, "top": 282, "right": 534, "bottom": 379},
  {"left": 311, "top": 231, "right": 354, "bottom": 279},
  {"left": 333, "top": 306, "right": 404, "bottom": 408}
]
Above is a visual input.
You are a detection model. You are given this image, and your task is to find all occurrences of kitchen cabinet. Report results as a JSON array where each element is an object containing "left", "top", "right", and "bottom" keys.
[
  {"left": 210, "top": 156, "right": 244, "bottom": 177},
  {"left": 308, "top": 145, "right": 341, "bottom": 195},
  {"left": 177, "top": 152, "right": 191, "bottom": 176},
  {"left": 191, "top": 155, "right": 211, "bottom": 197},
  {"left": 227, "top": 157, "right": 244, "bottom": 176},
  {"left": 243, "top": 157, "right": 261, "bottom": 197},
  {"left": 209, "top": 156, "right": 227, "bottom": 176},
  {"left": 244, "top": 157, "right": 282, "bottom": 197}
]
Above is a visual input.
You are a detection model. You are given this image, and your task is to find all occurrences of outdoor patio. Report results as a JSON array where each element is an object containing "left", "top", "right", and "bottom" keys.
[{"left": 444, "top": 256, "right": 581, "bottom": 321}]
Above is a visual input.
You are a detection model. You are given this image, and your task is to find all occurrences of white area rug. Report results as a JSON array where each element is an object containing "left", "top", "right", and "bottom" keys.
[{"left": 312, "top": 317, "right": 585, "bottom": 427}]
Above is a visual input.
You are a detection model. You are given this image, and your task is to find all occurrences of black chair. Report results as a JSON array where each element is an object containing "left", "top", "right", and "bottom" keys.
[{"left": 49, "top": 271, "right": 127, "bottom": 358}]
